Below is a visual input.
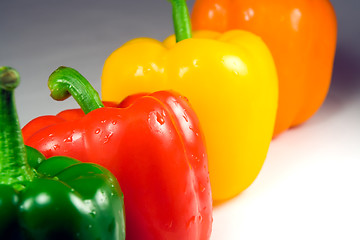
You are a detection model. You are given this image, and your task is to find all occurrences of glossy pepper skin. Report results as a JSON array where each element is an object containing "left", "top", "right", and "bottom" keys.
[
  {"left": 22, "top": 67, "right": 213, "bottom": 240},
  {"left": 0, "top": 67, "right": 125, "bottom": 240},
  {"left": 101, "top": 0, "right": 278, "bottom": 201},
  {"left": 191, "top": 0, "right": 337, "bottom": 136}
]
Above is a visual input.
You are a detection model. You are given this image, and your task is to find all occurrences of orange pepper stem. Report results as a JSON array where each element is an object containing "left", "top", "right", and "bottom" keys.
[
  {"left": 48, "top": 66, "right": 104, "bottom": 114},
  {"left": 169, "top": 0, "right": 192, "bottom": 42}
]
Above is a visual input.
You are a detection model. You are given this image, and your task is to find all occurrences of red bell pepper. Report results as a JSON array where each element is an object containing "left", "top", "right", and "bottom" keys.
[{"left": 22, "top": 67, "right": 213, "bottom": 240}]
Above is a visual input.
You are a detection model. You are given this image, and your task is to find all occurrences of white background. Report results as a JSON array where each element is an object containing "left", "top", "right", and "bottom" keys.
[{"left": 1, "top": 0, "right": 359, "bottom": 239}]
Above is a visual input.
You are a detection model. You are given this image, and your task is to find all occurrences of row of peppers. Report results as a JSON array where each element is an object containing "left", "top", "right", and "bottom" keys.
[
  {"left": 101, "top": 0, "right": 337, "bottom": 201},
  {"left": 0, "top": 0, "right": 337, "bottom": 239}
]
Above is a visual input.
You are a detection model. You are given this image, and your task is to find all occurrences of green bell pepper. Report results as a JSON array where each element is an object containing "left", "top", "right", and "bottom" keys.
[{"left": 0, "top": 66, "right": 126, "bottom": 240}]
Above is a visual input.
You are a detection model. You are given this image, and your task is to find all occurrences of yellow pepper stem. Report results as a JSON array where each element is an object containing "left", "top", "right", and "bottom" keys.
[{"left": 169, "top": 0, "right": 192, "bottom": 42}]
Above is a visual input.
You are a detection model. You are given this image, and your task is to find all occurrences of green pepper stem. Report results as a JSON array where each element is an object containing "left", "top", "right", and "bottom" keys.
[
  {"left": 48, "top": 66, "right": 104, "bottom": 114},
  {"left": 169, "top": 0, "right": 192, "bottom": 42},
  {"left": 0, "top": 67, "right": 35, "bottom": 189}
]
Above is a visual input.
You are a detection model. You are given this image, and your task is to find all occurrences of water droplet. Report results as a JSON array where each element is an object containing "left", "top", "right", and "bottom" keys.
[
  {"left": 90, "top": 210, "right": 96, "bottom": 217},
  {"left": 165, "top": 221, "right": 173, "bottom": 230},
  {"left": 172, "top": 99, "right": 179, "bottom": 106},
  {"left": 198, "top": 215, "right": 203, "bottom": 223},
  {"left": 95, "top": 129, "right": 100, "bottom": 134},
  {"left": 183, "top": 112, "right": 189, "bottom": 122},
  {"left": 179, "top": 95, "right": 189, "bottom": 102},
  {"left": 112, "top": 120, "right": 117, "bottom": 125},
  {"left": 189, "top": 126, "right": 196, "bottom": 134},
  {"left": 199, "top": 182, "right": 206, "bottom": 192},
  {"left": 191, "top": 154, "right": 200, "bottom": 163},
  {"left": 53, "top": 145, "right": 60, "bottom": 150},
  {"left": 156, "top": 112, "right": 165, "bottom": 125},
  {"left": 101, "top": 120, "right": 106, "bottom": 124},
  {"left": 48, "top": 133, "right": 53, "bottom": 137},
  {"left": 63, "top": 135, "right": 73, "bottom": 143},
  {"left": 104, "top": 132, "right": 113, "bottom": 144},
  {"left": 186, "top": 216, "right": 196, "bottom": 229}
]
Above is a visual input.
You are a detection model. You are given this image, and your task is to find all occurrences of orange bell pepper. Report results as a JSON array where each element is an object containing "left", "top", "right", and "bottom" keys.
[{"left": 191, "top": 0, "right": 337, "bottom": 136}]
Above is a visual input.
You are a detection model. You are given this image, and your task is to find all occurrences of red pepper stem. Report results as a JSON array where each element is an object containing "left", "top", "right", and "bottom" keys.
[
  {"left": 0, "top": 67, "right": 35, "bottom": 189},
  {"left": 169, "top": 0, "right": 192, "bottom": 42},
  {"left": 48, "top": 66, "right": 104, "bottom": 114}
]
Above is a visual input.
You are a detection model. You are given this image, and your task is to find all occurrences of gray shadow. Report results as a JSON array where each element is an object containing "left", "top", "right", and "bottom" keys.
[{"left": 329, "top": 46, "right": 360, "bottom": 98}]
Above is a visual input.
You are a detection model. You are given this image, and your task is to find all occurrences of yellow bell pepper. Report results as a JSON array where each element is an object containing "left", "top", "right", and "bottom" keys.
[{"left": 101, "top": 0, "right": 278, "bottom": 202}]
